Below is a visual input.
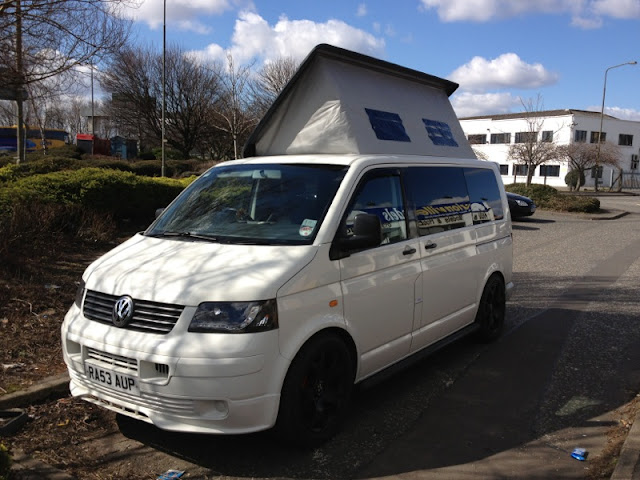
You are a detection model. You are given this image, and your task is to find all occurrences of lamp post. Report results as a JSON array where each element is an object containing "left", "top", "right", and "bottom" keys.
[
  {"left": 161, "top": 0, "right": 166, "bottom": 177},
  {"left": 594, "top": 61, "right": 637, "bottom": 192}
]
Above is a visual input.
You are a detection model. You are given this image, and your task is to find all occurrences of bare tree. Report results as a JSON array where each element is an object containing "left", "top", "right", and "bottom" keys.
[
  {"left": 0, "top": 0, "right": 136, "bottom": 162},
  {"left": 213, "top": 53, "right": 259, "bottom": 159},
  {"left": 252, "top": 56, "right": 298, "bottom": 118},
  {"left": 508, "top": 96, "right": 561, "bottom": 186},
  {"left": 558, "top": 141, "right": 620, "bottom": 192},
  {"left": 101, "top": 44, "right": 222, "bottom": 160}
]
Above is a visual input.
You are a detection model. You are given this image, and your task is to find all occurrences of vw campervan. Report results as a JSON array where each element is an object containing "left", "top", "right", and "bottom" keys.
[{"left": 62, "top": 44, "right": 513, "bottom": 446}]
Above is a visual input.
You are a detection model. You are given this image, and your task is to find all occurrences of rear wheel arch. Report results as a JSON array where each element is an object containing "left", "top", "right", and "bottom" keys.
[{"left": 474, "top": 272, "right": 506, "bottom": 343}]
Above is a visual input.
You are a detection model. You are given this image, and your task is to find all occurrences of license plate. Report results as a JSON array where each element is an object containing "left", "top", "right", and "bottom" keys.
[{"left": 85, "top": 363, "right": 140, "bottom": 396}]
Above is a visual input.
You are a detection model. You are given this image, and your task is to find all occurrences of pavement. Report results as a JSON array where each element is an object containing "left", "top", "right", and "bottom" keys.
[{"left": 1, "top": 205, "right": 637, "bottom": 480}]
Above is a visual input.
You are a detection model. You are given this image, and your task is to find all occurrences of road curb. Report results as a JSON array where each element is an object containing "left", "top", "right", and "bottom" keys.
[
  {"left": 590, "top": 210, "right": 630, "bottom": 221},
  {"left": 1, "top": 374, "right": 73, "bottom": 479},
  {"left": 0, "top": 373, "right": 69, "bottom": 410},
  {"left": 610, "top": 407, "right": 640, "bottom": 479}
]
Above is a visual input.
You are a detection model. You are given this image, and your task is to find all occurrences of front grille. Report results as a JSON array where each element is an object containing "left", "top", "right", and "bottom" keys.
[
  {"left": 83, "top": 290, "right": 184, "bottom": 334},
  {"left": 86, "top": 347, "right": 138, "bottom": 373}
]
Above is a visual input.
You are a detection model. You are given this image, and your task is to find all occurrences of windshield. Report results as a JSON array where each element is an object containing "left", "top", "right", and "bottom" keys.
[{"left": 146, "top": 163, "right": 348, "bottom": 245}]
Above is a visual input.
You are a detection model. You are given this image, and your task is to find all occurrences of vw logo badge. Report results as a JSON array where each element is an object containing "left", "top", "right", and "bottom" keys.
[{"left": 112, "top": 296, "right": 134, "bottom": 327}]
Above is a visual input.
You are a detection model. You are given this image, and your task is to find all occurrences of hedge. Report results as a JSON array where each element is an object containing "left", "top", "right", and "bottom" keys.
[
  {"left": 0, "top": 152, "right": 207, "bottom": 183},
  {"left": 505, "top": 183, "right": 600, "bottom": 213},
  {"left": 0, "top": 168, "right": 194, "bottom": 222}
]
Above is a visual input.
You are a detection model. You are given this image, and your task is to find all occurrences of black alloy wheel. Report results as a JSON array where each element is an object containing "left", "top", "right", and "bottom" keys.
[
  {"left": 475, "top": 275, "right": 506, "bottom": 343},
  {"left": 276, "top": 333, "right": 354, "bottom": 447}
]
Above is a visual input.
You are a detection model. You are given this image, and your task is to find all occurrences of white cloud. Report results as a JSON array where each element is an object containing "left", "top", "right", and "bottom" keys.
[
  {"left": 451, "top": 92, "right": 521, "bottom": 117},
  {"left": 123, "top": 0, "right": 231, "bottom": 33},
  {"left": 418, "top": 0, "right": 640, "bottom": 27},
  {"left": 449, "top": 53, "right": 559, "bottom": 93},
  {"left": 191, "top": 11, "right": 385, "bottom": 66},
  {"left": 592, "top": 0, "right": 640, "bottom": 19},
  {"left": 357, "top": 3, "right": 367, "bottom": 17}
]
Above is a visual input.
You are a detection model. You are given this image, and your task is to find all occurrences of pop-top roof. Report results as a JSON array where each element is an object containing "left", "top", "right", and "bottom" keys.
[{"left": 243, "top": 44, "right": 475, "bottom": 159}]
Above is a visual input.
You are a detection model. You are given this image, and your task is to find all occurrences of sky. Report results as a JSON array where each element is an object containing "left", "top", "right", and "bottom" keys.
[{"left": 120, "top": 0, "right": 640, "bottom": 120}]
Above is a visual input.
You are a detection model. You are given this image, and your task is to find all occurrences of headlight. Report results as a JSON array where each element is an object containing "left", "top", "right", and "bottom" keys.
[
  {"left": 515, "top": 199, "right": 528, "bottom": 207},
  {"left": 188, "top": 300, "right": 278, "bottom": 333},
  {"left": 74, "top": 280, "right": 86, "bottom": 308}
]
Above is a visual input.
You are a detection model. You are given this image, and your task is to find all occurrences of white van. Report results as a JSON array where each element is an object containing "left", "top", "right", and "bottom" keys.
[{"left": 61, "top": 45, "right": 513, "bottom": 446}]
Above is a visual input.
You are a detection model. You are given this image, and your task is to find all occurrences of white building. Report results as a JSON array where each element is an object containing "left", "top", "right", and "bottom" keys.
[{"left": 459, "top": 109, "right": 640, "bottom": 189}]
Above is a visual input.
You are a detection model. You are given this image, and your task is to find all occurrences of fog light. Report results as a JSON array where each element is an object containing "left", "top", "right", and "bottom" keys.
[{"left": 194, "top": 400, "right": 229, "bottom": 418}]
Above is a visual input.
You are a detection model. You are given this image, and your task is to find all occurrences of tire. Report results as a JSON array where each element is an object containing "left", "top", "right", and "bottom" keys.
[
  {"left": 474, "top": 275, "right": 506, "bottom": 343},
  {"left": 275, "top": 333, "right": 354, "bottom": 447}
]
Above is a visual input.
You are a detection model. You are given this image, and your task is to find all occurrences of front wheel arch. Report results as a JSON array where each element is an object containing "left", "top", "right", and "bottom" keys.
[{"left": 275, "top": 330, "right": 356, "bottom": 447}]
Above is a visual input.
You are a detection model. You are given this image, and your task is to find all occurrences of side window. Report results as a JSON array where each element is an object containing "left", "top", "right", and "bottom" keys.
[
  {"left": 405, "top": 167, "right": 473, "bottom": 236},
  {"left": 463, "top": 168, "right": 505, "bottom": 223},
  {"left": 344, "top": 173, "right": 407, "bottom": 245}
]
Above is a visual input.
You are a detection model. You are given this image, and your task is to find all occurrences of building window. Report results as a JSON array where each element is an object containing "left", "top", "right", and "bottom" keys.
[
  {"left": 590, "top": 131, "right": 606, "bottom": 144},
  {"left": 540, "top": 165, "right": 560, "bottom": 177},
  {"left": 468, "top": 134, "right": 487, "bottom": 144},
  {"left": 499, "top": 164, "right": 509, "bottom": 175},
  {"left": 541, "top": 131, "right": 553, "bottom": 143},
  {"left": 514, "top": 164, "right": 529, "bottom": 176},
  {"left": 619, "top": 134, "right": 633, "bottom": 146},
  {"left": 515, "top": 131, "right": 538, "bottom": 143},
  {"left": 490, "top": 133, "right": 511, "bottom": 144},
  {"left": 591, "top": 166, "right": 603, "bottom": 179},
  {"left": 632, "top": 154, "right": 639, "bottom": 170},
  {"left": 574, "top": 130, "right": 587, "bottom": 143}
]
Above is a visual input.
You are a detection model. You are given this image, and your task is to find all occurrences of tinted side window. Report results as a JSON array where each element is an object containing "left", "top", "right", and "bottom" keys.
[
  {"left": 463, "top": 167, "right": 504, "bottom": 223},
  {"left": 405, "top": 166, "right": 473, "bottom": 236},
  {"left": 343, "top": 173, "right": 407, "bottom": 245}
]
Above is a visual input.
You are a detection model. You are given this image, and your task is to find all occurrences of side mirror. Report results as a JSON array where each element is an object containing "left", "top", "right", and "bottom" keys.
[
  {"left": 155, "top": 208, "right": 165, "bottom": 219},
  {"left": 330, "top": 213, "right": 382, "bottom": 260}
]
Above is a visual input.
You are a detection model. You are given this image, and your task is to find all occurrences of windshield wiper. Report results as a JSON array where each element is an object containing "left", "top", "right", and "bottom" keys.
[{"left": 146, "top": 231, "right": 218, "bottom": 242}]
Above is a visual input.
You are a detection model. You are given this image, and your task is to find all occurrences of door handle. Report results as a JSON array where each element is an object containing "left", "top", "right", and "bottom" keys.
[
  {"left": 403, "top": 246, "right": 417, "bottom": 255},
  {"left": 424, "top": 242, "right": 437, "bottom": 250}
]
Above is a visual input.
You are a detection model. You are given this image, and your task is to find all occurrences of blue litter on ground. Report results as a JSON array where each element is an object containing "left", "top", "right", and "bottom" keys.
[
  {"left": 156, "top": 470, "right": 185, "bottom": 480},
  {"left": 571, "top": 448, "right": 588, "bottom": 461}
]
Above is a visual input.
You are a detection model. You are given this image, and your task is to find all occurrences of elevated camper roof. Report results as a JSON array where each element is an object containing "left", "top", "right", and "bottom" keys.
[{"left": 243, "top": 44, "right": 475, "bottom": 159}]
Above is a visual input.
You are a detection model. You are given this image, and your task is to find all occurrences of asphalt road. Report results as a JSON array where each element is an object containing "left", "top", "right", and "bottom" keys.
[{"left": 86, "top": 206, "right": 640, "bottom": 479}]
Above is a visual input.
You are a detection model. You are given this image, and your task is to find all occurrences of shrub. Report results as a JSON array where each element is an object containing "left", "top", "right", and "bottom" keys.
[
  {"left": 2, "top": 168, "right": 192, "bottom": 223},
  {"left": 0, "top": 169, "right": 194, "bottom": 262},
  {"left": 24, "top": 144, "right": 83, "bottom": 162},
  {"left": 0, "top": 156, "right": 82, "bottom": 183},
  {"left": 151, "top": 147, "right": 183, "bottom": 161},
  {"left": 0, "top": 200, "right": 117, "bottom": 261},
  {"left": 544, "top": 195, "right": 600, "bottom": 213},
  {"left": 505, "top": 182, "right": 600, "bottom": 213},
  {"left": 0, "top": 443, "right": 10, "bottom": 480},
  {"left": 505, "top": 183, "right": 558, "bottom": 204},
  {"left": 565, "top": 170, "right": 585, "bottom": 190}
]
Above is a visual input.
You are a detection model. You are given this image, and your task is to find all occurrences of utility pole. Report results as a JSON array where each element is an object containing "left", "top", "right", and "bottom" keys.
[
  {"left": 15, "top": 0, "right": 25, "bottom": 164},
  {"left": 161, "top": 0, "right": 166, "bottom": 177}
]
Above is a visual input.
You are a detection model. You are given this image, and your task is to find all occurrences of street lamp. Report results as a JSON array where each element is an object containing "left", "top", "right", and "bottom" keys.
[
  {"left": 594, "top": 60, "right": 637, "bottom": 192},
  {"left": 161, "top": 0, "right": 166, "bottom": 177}
]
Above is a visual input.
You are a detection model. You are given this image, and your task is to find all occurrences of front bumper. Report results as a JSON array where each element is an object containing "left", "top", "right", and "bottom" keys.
[{"left": 62, "top": 304, "right": 288, "bottom": 434}]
